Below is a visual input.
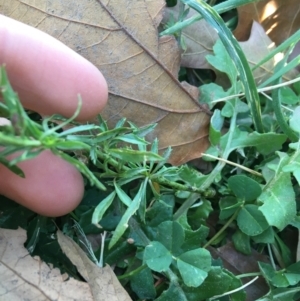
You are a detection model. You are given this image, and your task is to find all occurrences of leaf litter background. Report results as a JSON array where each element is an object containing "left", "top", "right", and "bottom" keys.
[{"left": 0, "top": 0, "right": 300, "bottom": 300}]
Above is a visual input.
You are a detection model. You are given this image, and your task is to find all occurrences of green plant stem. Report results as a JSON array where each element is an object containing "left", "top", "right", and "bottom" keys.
[
  {"left": 203, "top": 206, "right": 242, "bottom": 248},
  {"left": 173, "top": 193, "right": 200, "bottom": 220},
  {"left": 97, "top": 150, "right": 213, "bottom": 194},
  {"left": 117, "top": 264, "right": 147, "bottom": 280},
  {"left": 160, "top": 0, "right": 258, "bottom": 36},
  {"left": 0, "top": 132, "right": 41, "bottom": 147},
  {"left": 236, "top": 272, "right": 262, "bottom": 279},
  {"left": 272, "top": 78, "right": 298, "bottom": 142},
  {"left": 181, "top": 0, "right": 263, "bottom": 133},
  {"left": 174, "top": 103, "right": 238, "bottom": 218}
]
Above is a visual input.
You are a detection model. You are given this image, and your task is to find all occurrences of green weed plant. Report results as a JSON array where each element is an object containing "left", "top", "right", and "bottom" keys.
[{"left": 1, "top": 0, "right": 300, "bottom": 300}]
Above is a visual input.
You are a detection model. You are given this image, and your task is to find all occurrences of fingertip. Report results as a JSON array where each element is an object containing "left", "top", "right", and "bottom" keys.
[
  {"left": 0, "top": 15, "right": 108, "bottom": 121},
  {"left": 0, "top": 150, "right": 84, "bottom": 217},
  {"left": 75, "top": 63, "right": 108, "bottom": 121}
]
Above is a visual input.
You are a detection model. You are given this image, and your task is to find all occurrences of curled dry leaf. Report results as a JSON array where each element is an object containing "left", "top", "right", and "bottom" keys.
[
  {"left": 0, "top": 0, "right": 211, "bottom": 165},
  {"left": 0, "top": 228, "right": 93, "bottom": 301},
  {"left": 57, "top": 230, "right": 132, "bottom": 301},
  {"left": 234, "top": 0, "right": 300, "bottom": 76},
  {"left": 233, "top": 0, "right": 300, "bottom": 45},
  {"left": 239, "top": 21, "right": 276, "bottom": 85}
]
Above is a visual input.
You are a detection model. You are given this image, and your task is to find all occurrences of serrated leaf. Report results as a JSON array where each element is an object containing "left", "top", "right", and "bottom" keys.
[
  {"left": 143, "top": 241, "right": 172, "bottom": 272},
  {"left": 237, "top": 205, "right": 269, "bottom": 236},
  {"left": 228, "top": 175, "right": 262, "bottom": 202},
  {"left": 259, "top": 153, "right": 296, "bottom": 230},
  {"left": 177, "top": 248, "right": 211, "bottom": 287},
  {"left": 199, "top": 82, "right": 230, "bottom": 109},
  {"left": 206, "top": 128, "right": 287, "bottom": 159},
  {"left": 206, "top": 39, "right": 238, "bottom": 84}
]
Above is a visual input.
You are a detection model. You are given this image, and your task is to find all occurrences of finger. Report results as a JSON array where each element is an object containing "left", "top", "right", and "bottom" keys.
[
  {"left": 0, "top": 14, "right": 108, "bottom": 121},
  {"left": 0, "top": 150, "right": 84, "bottom": 217}
]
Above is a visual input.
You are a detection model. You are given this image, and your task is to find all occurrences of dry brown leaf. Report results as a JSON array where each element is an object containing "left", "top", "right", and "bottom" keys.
[
  {"left": 234, "top": 0, "right": 300, "bottom": 44},
  {"left": 163, "top": 3, "right": 219, "bottom": 69},
  {"left": 239, "top": 21, "right": 276, "bottom": 85},
  {"left": 0, "top": 227, "right": 93, "bottom": 301},
  {"left": 209, "top": 242, "right": 270, "bottom": 301},
  {"left": 0, "top": 0, "right": 211, "bottom": 165},
  {"left": 57, "top": 230, "right": 132, "bottom": 301}
]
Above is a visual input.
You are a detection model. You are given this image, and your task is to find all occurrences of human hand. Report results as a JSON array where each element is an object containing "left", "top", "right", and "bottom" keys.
[{"left": 0, "top": 15, "right": 108, "bottom": 217}]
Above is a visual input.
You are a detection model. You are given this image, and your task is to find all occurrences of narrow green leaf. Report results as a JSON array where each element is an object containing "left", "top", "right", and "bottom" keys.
[
  {"left": 58, "top": 124, "right": 100, "bottom": 137},
  {"left": 113, "top": 181, "right": 132, "bottom": 207},
  {"left": 260, "top": 55, "right": 300, "bottom": 88},
  {"left": 205, "top": 128, "right": 286, "bottom": 158},
  {"left": 109, "top": 148, "right": 163, "bottom": 162},
  {"left": 109, "top": 179, "right": 147, "bottom": 248},
  {"left": 182, "top": 0, "right": 263, "bottom": 132},
  {"left": 253, "top": 29, "right": 300, "bottom": 72},
  {"left": 54, "top": 150, "right": 106, "bottom": 191},
  {"left": 0, "top": 156, "right": 24, "bottom": 177},
  {"left": 115, "top": 133, "right": 148, "bottom": 145},
  {"left": 55, "top": 140, "right": 90, "bottom": 151},
  {"left": 92, "top": 191, "right": 116, "bottom": 225},
  {"left": 93, "top": 127, "right": 130, "bottom": 143},
  {"left": 161, "top": 0, "right": 259, "bottom": 37}
]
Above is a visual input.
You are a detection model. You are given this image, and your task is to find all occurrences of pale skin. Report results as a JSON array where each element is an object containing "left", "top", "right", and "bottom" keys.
[{"left": 0, "top": 15, "right": 108, "bottom": 217}]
